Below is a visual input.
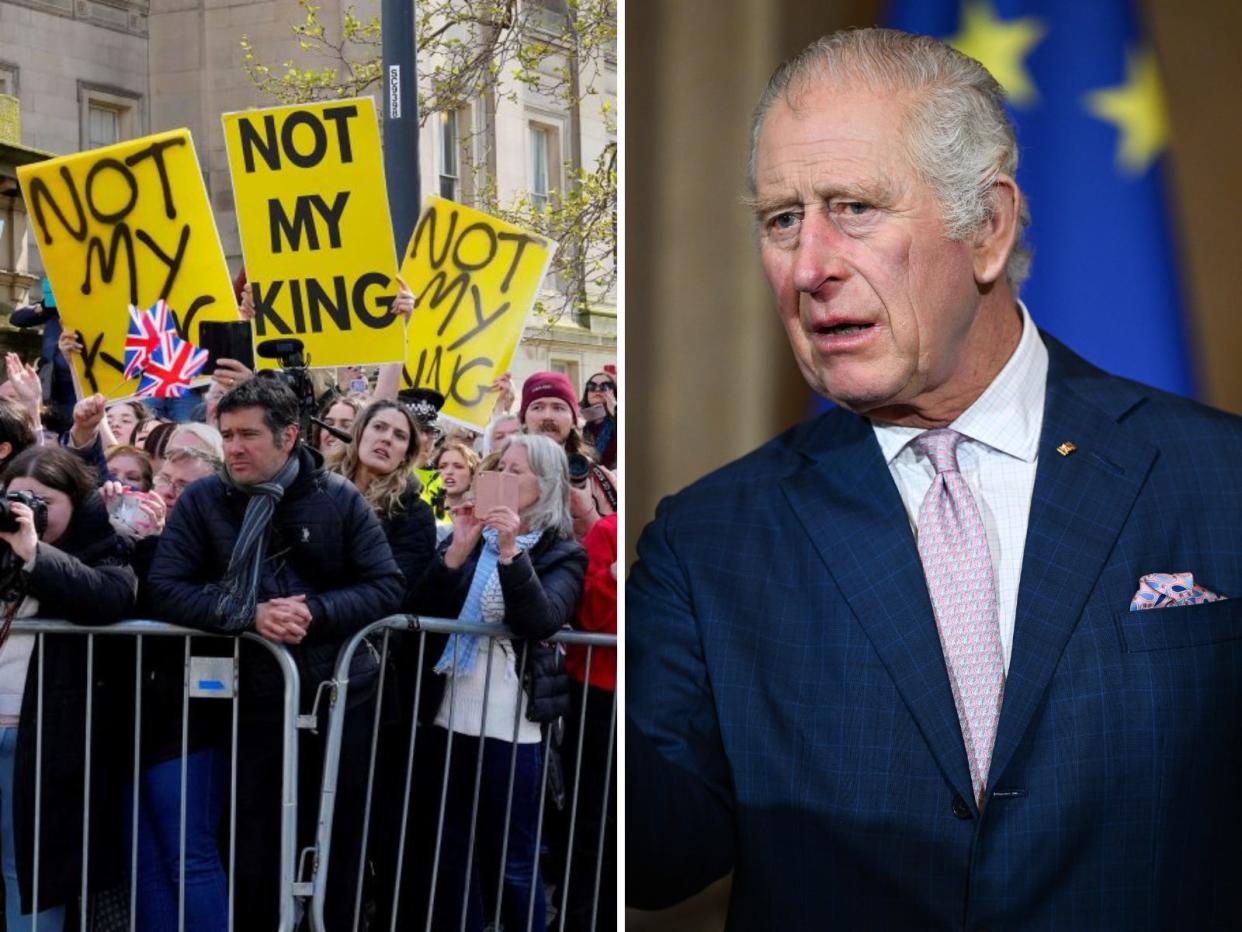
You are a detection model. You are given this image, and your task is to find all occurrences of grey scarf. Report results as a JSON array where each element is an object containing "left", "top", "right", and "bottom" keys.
[{"left": 215, "top": 451, "right": 301, "bottom": 631}]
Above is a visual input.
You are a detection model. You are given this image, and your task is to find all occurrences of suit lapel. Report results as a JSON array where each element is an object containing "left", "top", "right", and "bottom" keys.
[
  {"left": 987, "top": 342, "right": 1158, "bottom": 791},
  {"left": 780, "top": 411, "right": 974, "bottom": 803}
]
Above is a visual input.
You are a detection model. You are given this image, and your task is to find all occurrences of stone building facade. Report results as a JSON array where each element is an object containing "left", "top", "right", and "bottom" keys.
[{"left": 0, "top": 0, "right": 616, "bottom": 389}]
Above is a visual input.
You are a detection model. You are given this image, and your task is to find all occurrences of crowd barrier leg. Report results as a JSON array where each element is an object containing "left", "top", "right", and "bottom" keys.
[
  {"left": 492, "top": 643, "right": 533, "bottom": 932},
  {"left": 350, "top": 629, "right": 389, "bottom": 931},
  {"left": 79, "top": 634, "right": 94, "bottom": 932},
  {"left": 32, "top": 633, "right": 44, "bottom": 930},
  {"left": 303, "top": 616, "right": 617, "bottom": 932},
  {"left": 425, "top": 631, "right": 462, "bottom": 932},
  {"left": 389, "top": 630, "right": 426, "bottom": 932},
  {"left": 591, "top": 693, "right": 617, "bottom": 931},
  {"left": 128, "top": 635, "right": 142, "bottom": 932},
  {"left": 457, "top": 640, "right": 498, "bottom": 930},
  {"left": 10, "top": 621, "right": 301, "bottom": 932},
  {"left": 228, "top": 638, "right": 240, "bottom": 932},
  {"left": 558, "top": 646, "right": 594, "bottom": 932}
]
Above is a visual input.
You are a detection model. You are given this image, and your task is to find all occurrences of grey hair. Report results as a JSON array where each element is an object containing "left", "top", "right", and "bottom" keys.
[
  {"left": 748, "top": 27, "right": 1032, "bottom": 288},
  {"left": 163, "top": 445, "right": 222, "bottom": 471},
  {"left": 500, "top": 433, "right": 573, "bottom": 540},
  {"left": 481, "top": 414, "right": 522, "bottom": 456},
  {"left": 168, "top": 421, "right": 225, "bottom": 460}
]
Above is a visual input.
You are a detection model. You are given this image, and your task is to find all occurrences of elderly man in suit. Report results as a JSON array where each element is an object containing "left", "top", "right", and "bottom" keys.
[{"left": 627, "top": 27, "right": 1242, "bottom": 929}]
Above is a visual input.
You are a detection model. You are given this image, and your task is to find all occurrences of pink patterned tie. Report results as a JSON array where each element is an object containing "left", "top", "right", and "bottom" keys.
[{"left": 913, "top": 429, "right": 1005, "bottom": 807}]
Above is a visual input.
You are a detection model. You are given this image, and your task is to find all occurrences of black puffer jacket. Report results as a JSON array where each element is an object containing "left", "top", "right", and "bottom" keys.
[
  {"left": 146, "top": 445, "right": 404, "bottom": 710},
  {"left": 12, "top": 491, "right": 137, "bottom": 913},
  {"left": 382, "top": 486, "right": 437, "bottom": 605},
  {"left": 408, "top": 528, "right": 586, "bottom": 726}
]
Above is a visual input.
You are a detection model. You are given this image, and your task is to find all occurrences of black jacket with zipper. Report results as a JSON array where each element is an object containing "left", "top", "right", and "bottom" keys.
[
  {"left": 146, "top": 445, "right": 404, "bottom": 713},
  {"left": 12, "top": 491, "right": 137, "bottom": 913}
]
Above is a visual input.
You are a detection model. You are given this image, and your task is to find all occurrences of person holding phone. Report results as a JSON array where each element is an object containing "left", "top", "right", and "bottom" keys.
[
  {"left": 579, "top": 370, "right": 617, "bottom": 470},
  {"left": 403, "top": 433, "right": 585, "bottom": 932}
]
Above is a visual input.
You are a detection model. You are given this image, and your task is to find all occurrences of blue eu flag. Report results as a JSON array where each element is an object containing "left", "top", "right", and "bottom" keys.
[{"left": 887, "top": 0, "right": 1194, "bottom": 397}]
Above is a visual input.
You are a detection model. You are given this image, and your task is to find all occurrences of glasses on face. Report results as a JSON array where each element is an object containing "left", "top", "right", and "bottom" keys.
[
  {"left": 584, "top": 380, "right": 614, "bottom": 392},
  {"left": 154, "top": 475, "right": 192, "bottom": 496}
]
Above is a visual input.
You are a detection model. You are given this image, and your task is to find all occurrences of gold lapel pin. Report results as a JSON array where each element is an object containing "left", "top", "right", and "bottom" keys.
[{"left": 1056, "top": 441, "right": 1077, "bottom": 456}]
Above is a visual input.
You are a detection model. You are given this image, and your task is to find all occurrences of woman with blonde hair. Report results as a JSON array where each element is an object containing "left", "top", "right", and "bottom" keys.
[
  {"left": 431, "top": 440, "right": 481, "bottom": 542},
  {"left": 329, "top": 399, "right": 436, "bottom": 599}
]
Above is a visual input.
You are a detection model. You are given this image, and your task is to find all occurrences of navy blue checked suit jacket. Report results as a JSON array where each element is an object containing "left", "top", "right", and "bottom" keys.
[{"left": 628, "top": 335, "right": 1242, "bottom": 930}]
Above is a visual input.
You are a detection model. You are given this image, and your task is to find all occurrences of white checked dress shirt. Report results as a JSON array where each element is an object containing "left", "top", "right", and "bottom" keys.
[{"left": 871, "top": 303, "right": 1049, "bottom": 673}]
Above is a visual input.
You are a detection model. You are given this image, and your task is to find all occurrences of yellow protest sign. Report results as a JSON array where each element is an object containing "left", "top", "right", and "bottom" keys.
[
  {"left": 222, "top": 98, "right": 402, "bottom": 370},
  {"left": 399, "top": 197, "right": 556, "bottom": 428},
  {"left": 17, "top": 130, "right": 237, "bottom": 399}
]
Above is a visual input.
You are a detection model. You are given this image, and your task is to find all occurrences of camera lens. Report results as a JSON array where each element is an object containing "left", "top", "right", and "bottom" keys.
[{"left": 567, "top": 453, "right": 590, "bottom": 483}]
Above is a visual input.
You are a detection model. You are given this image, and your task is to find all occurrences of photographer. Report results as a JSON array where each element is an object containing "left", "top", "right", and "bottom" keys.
[
  {"left": 518, "top": 372, "right": 617, "bottom": 541},
  {"left": 0, "top": 447, "right": 137, "bottom": 929}
]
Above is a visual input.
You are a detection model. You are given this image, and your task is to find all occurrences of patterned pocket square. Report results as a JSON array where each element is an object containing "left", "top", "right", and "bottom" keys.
[{"left": 1130, "top": 572, "right": 1228, "bottom": 611}]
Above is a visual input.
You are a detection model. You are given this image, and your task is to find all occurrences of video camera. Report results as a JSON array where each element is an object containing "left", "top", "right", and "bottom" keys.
[{"left": 255, "top": 338, "right": 320, "bottom": 439}]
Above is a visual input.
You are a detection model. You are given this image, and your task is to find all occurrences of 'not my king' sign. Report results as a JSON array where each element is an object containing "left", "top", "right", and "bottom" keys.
[
  {"left": 17, "top": 129, "right": 237, "bottom": 398},
  {"left": 222, "top": 97, "right": 404, "bottom": 370}
]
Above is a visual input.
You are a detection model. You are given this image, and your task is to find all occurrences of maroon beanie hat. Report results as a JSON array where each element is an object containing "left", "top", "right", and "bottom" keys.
[{"left": 519, "top": 371, "right": 580, "bottom": 422}]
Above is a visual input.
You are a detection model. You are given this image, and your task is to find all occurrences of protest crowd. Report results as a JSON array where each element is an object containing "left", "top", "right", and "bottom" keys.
[{"left": 0, "top": 277, "right": 618, "bottom": 931}]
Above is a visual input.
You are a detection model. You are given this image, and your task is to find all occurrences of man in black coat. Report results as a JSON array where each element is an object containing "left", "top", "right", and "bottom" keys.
[{"left": 148, "top": 376, "right": 403, "bottom": 931}]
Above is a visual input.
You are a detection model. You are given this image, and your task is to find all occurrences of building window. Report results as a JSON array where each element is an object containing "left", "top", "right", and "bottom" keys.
[
  {"left": 88, "top": 104, "right": 121, "bottom": 148},
  {"left": 438, "top": 110, "right": 460, "bottom": 201},
  {"left": 0, "top": 62, "right": 17, "bottom": 97},
  {"left": 550, "top": 358, "right": 580, "bottom": 390},
  {"left": 529, "top": 124, "right": 553, "bottom": 211},
  {"left": 78, "top": 82, "right": 142, "bottom": 150}
]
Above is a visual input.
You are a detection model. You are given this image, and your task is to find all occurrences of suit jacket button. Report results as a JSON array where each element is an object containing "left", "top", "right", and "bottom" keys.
[{"left": 951, "top": 795, "right": 972, "bottom": 820}]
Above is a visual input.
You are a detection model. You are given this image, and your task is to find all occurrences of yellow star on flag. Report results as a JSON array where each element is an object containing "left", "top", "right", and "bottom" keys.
[
  {"left": 1084, "top": 47, "right": 1170, "bottom": 175},
  {"left": 947, "top": 1, "right": 1047, "bottom": 106}
]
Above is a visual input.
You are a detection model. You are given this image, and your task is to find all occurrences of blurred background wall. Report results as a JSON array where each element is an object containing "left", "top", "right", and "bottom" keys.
[{"left": 626, "top": 0, "right": 1242, "bottom": 926}]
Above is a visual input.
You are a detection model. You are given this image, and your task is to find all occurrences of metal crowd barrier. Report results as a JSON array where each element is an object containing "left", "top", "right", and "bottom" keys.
[
  {"left": 9, "top": 619, "right": 302, "bottom": 932},
  {"left": 305, "top": 615, "right": 618, "bottom": 932}
]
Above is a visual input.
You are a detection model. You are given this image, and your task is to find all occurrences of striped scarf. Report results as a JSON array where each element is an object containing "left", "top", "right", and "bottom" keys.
[
  {"left": 215, "top": 452, "right": 300, "bottom": 631},
  {"left": 434, "top": 527, "right": 542, "bottom": 677}
]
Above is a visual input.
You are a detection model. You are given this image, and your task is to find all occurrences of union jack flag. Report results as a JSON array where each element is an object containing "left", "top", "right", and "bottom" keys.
[
  {"left": 135, "top": 331, "right": 208, "bottom": 398},
  {"left": 123, "top": 300, "right": 176, "bottom": 380}
]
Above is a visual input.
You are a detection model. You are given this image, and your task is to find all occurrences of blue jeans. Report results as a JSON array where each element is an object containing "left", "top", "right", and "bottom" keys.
[
  {"left": 125, "top": 749, "right": 228, "bottom": 932},
  {"left": 0, "top": 726, "right": 64, "bottom": 931},
  {"left": 432, "top": 729, "right": 545, "bottom": 932}
]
